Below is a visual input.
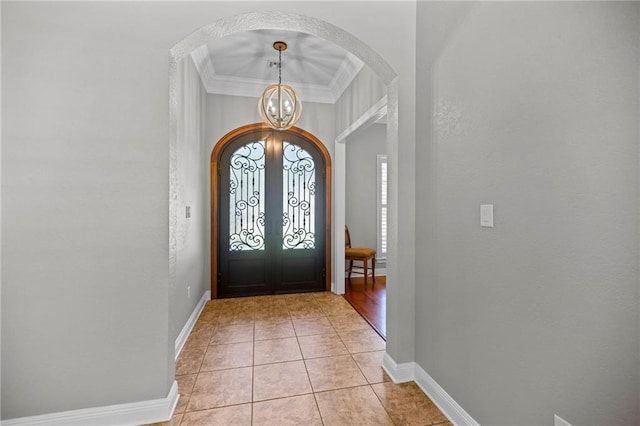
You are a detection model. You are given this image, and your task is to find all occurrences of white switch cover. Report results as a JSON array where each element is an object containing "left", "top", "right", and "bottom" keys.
[
  {"left": 480, "top": 204, "right": 494, "bottom": 227},
  {"left": 554, "top": 415, "right": 572, "bottom": 426}
]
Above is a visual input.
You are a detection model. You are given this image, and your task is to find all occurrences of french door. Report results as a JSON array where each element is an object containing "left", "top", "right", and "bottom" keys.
[{"left": 215, "top": 126, "right": 329, "bottom": 298}]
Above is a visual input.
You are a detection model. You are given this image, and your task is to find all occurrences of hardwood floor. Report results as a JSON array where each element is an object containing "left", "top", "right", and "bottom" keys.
[{"left": 343, "top": 275, "right": 386, "bottom": 338}]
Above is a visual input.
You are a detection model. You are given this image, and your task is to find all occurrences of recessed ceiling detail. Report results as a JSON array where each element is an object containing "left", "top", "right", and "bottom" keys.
[{"left": 191, "top": 29, "right": 364, "bottom": 104}]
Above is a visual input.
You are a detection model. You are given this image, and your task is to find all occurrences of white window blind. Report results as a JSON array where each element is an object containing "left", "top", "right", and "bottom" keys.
[{"left": 377, "top": 155, "right": 387, "bottom": 259}]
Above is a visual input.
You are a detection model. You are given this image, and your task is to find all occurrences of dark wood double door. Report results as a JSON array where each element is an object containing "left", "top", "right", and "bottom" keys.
[{"left": 217, "top": 127, "right": 328, "bottom": 298}]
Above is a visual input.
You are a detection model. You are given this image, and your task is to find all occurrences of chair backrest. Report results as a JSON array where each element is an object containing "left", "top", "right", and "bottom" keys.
[{"left": 345, "top": 225, "right": 352, "bottom": 248}]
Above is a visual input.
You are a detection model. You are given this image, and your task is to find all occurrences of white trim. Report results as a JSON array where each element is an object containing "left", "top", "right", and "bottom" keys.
[
  {"left": 335, "top": 95, "right": 387, "bottom": 143},
  {"left": 382, "top": 352, "right": 415, "bottom": 383},
  {"left": 334, "top": 142, "right": 346, "bottom": 294},
  {"left": 175, "top": 290, "right": 211, "bottom": 360},
  {"left": 328, "top": 52, "right": 365, "bottom": 102},
  {"left": 1, "top": 382, "right": 179, "bottom": 426},
  {"left": 382, "top": 353, "right": 480, "bottom": 426},
  {"left": 376, "top": 154, "right": 388, "bottom": 258},
  {"left": 191, "top": 44, "right": 363, "bottom": 104},
  {"left": 554, "top": 415, "right": 573, "bottom": 426},
  {"left": 334, "top": 95, "right": 387, "bottom": 295},
  {"left": 191, "top": 45, "right": 217, "bottom": 93},
  {"left": 414, "top": 364, "right": 480, "bottom": 426},
  {"left": 204, "top": 73, "right": 339, "bottom": 104},
  {"left": 0, "top": 3, "right": 3, "bottom": 420}
]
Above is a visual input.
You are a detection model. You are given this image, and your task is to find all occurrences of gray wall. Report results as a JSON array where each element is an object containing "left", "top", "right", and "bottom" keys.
[
  {"left": 346, "top": 123, "right": 386, "bottom": 265},
  {"left": 1, "top": 2, "right": 179, "bottom": 418},
  {"left": 172, "top": 56, "right": 207, "bottom": 346},
  {"left": 415, "top": 2, "right": 640, "bottom": 425},
  {"left": 1, "top": 1, "right": 417, "bottom": 419},
  {"left": 7, "top": 1, "right": 638, "bottom": 425}
]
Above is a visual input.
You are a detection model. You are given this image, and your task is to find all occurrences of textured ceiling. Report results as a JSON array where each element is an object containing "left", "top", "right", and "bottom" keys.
[{"left": 191, "top": 29, "right": 364, "bottom": 104}]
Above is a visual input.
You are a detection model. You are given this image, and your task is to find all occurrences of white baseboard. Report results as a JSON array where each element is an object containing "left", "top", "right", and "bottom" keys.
[
  {"left": 414, "top": 364, "right": 479, "bottom": 426},
  {"left": 1, "top": 381, "right": 179, "bottom": 426},
  {"left": 1, "top": 292, "right": 213, "bottom": 426},
  {"left": 382, "top": 352, "right": 415, "bottom": 383},
  {"left": 175, "top": 290, "right": 211, "bottom": 360},
  {"left": 382, "top": 353, "right": 479, "bottom": 426}
]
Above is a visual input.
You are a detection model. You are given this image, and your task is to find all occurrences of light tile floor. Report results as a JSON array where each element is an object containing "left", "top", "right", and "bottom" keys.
[{"left": 149, "top": 292, "right": 451, "bottom": 426}]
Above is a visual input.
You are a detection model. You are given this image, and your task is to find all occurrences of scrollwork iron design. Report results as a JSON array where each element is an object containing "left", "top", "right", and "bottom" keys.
[
  {"left": 282, "top": 142, "right": 316, "bottom": 249},
  {"left": 229, "top": 141, "right": 266, "bottom": 251}
]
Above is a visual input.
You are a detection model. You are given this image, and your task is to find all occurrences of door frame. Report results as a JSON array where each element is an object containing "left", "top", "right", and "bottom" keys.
[{"left": 211, "top": 123, "right": 332, "bottom": 298}]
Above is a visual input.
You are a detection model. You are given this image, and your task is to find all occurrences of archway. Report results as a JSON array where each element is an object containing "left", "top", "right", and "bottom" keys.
[{"left": 168, "top": 10, "right": 400, "bottom": 357}]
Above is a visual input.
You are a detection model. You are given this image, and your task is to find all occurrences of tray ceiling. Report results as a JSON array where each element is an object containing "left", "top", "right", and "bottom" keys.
[{"left": 191, "top": 29, "right": 364, "bottom": 104}]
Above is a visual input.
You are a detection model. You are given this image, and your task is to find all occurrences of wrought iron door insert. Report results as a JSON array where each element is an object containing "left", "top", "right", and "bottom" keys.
[{"left": 217, "top": 128, "right": 326, "bottom": 298}]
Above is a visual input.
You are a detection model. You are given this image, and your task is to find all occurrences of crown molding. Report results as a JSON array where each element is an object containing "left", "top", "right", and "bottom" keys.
[
  {"left": 190, "top": 47, "right": 363, "bottom": 104},
  {"left": 191, "top": 44, "right": 217, "bottom": 87},
  {"left": 205, "top": 74, "right": 339, "bottom": 104},
  {"left": 329, "top": 52, "right": 364, "bottom": 102}
]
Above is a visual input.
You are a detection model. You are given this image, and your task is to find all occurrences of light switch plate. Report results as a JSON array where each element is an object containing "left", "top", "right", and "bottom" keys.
[
  {"left": 480, "top": 204, "right": 494, "bottom": 227},
  {"left": 554, "top": 415, "right": 572, "bottom": 426},
  {"left": 186, "top": 206, "right": 191, "bottom": 218}
]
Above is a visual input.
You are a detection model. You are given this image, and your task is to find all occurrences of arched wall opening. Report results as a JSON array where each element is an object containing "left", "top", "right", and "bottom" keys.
[{"left": 168, "top": 10, "right": 400, "bottom": 358}]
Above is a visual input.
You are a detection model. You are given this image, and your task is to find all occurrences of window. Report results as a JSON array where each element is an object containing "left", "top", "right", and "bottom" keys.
[
  {"left": 282, "top": 141, "right": 316, "bottom": 250},
  {"left": 228, "top": 140, "right": 266, "bottom": 251},
  {"left": 377, "top": 154, "right": 387, "bottom": 259}
]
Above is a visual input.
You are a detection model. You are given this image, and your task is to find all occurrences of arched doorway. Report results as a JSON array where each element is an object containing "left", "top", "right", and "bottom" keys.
[
  {"left": 211, "top": 124, "right": 332, "bottom": 298},
  {"left": 168, "top": 11, "right": 406, "bottom": 363}
]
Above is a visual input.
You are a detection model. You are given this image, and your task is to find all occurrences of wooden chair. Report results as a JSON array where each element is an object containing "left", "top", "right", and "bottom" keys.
[{"left": 345, "top": 225, "right": 376, "bottom": 287}]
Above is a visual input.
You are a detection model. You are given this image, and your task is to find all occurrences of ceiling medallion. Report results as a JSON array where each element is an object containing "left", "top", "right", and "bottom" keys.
[{"left": 258, "top": 41, "right": 302, "bottom": 131}]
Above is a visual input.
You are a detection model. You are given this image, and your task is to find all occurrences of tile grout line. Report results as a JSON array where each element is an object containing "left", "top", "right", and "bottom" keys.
[
  {"left": 292, "top": 301, "right": 326, "bottom": 425},
  {"left": 305, "top": 293, "right": 329, "bottom": 425},
  {"left": 173, "top": 294, "right": 403, "bottom": 425},
  {"left": 316, "top": 293, "right": 392, "bottom": 425},
  {"left": 251, "top": 306, "right": 256, "bottom": 426},
  {"left": 370, "top": 380, "right": 398, "bottom": 425},
  {"left": 332, "top": 306, "right": 393, "bottom": 421}
]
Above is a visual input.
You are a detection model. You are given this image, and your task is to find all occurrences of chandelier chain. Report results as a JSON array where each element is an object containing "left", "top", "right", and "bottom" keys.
[{"left": 278, "top": 46, "right": 282, "bottom": 87}]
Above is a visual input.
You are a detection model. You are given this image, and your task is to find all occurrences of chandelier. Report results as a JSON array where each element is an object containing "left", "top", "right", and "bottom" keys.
[{"left": 258, "top": 41, "right": 302, "bottom": 131}]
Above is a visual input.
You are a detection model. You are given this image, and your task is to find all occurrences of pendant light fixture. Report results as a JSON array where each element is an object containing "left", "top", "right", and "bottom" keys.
[{"left": 258, "top": 41, "right": 302, "bottom": 131}]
